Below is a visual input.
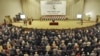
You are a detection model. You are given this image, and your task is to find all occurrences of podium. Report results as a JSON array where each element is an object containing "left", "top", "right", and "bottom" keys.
[
  {"left": 49, "top": 20, "right": 58, "bottom": 25},
  {"left": 29, "top": 20, "right": 32, "bottom": 25}
]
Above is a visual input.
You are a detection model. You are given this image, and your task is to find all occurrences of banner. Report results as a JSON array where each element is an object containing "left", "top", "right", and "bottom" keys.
[{"left": 40, "top": 0, "right": 66, "bottom": 15}]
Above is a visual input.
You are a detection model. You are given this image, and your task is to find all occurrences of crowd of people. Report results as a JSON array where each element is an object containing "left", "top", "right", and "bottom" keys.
[{"left": 0, "top": 23, "right": 99, "bottom": 56}]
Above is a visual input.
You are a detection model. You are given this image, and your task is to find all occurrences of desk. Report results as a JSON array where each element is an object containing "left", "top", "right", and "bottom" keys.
[{"left": 49, "top": 22, "right": 58, "bottom": 25}]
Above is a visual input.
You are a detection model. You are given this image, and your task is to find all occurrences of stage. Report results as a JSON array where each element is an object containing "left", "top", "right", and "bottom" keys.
[{"left": 12, "top": 20, "right": 96, "bottom": 29}]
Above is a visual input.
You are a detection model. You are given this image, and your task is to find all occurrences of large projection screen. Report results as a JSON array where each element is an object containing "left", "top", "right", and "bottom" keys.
[{"left": 40, "top": 0, "right": 66, "bottom": 15}]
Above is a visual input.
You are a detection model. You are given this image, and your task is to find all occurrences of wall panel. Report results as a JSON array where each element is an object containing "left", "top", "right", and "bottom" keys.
[
  {"left": 21, "top": 0, "right": 41, "bottom": 19},
  {"left": 21, "top": 0, "right": 84, "bottom": 20},
  {"left": 0, "top": 0, "right": 22, "bottom": 22},
  {"left": 84, "top": 0, "right": 100, "bottom": 21}
]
